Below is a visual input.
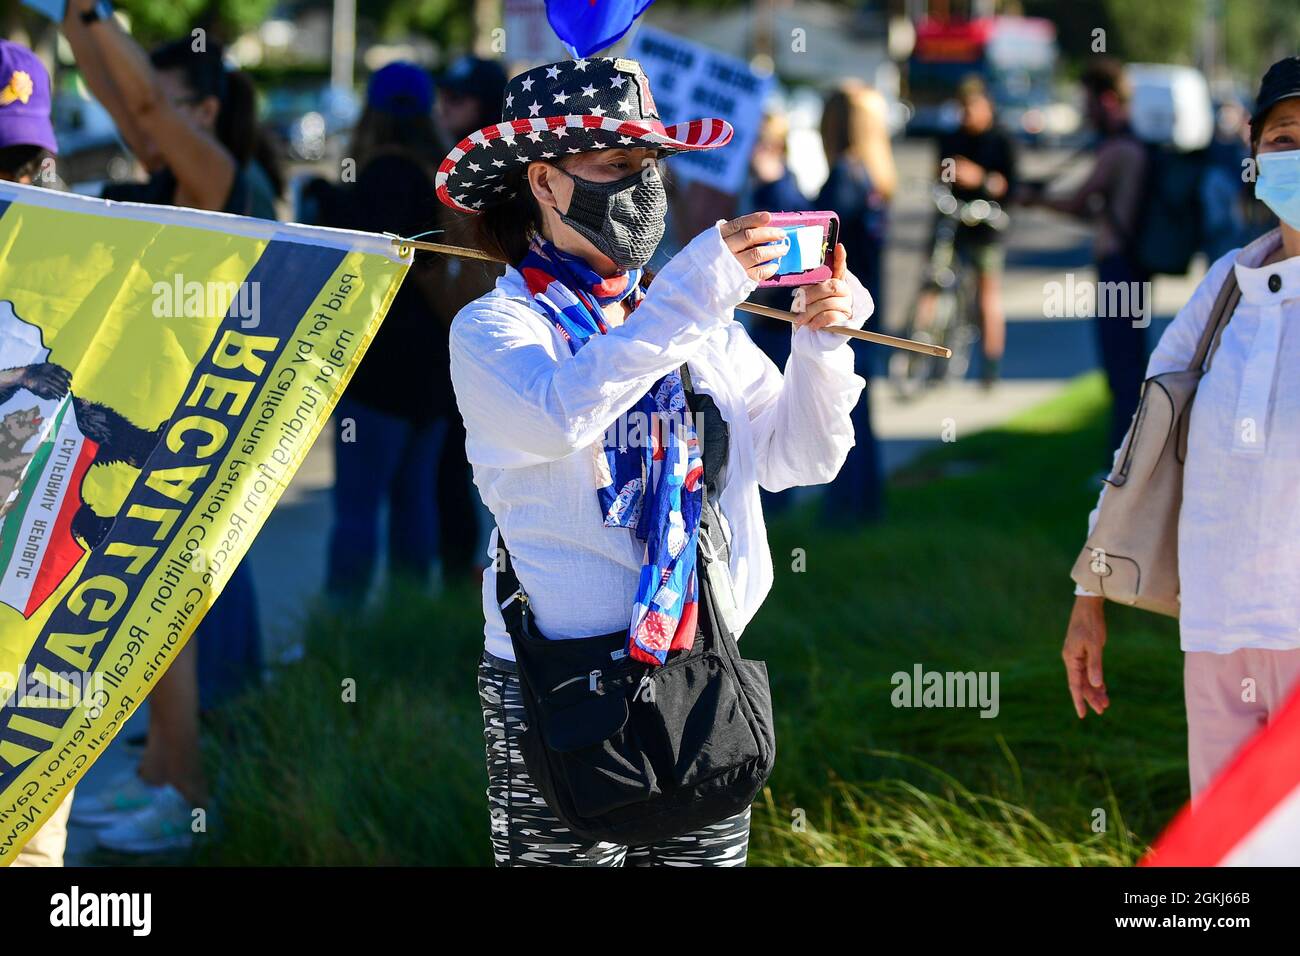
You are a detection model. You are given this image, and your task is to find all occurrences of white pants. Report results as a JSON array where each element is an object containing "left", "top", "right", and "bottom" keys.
[
  {"left": 1184, "top": 648, "right": 1300, "bottom": 799},
  {"left": 9, "top": 790, "right": 73, "bottom": 867}
]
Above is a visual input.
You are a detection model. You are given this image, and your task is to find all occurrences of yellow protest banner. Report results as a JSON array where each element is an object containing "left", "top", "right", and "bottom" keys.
[{"left": 0, "top": 181, "right": 410, "bottom": 862}]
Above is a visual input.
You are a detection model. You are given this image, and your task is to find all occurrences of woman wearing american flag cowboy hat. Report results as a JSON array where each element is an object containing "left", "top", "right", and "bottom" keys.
[{"left": 442, "top": 56, "right": 875, "bottom": 867}]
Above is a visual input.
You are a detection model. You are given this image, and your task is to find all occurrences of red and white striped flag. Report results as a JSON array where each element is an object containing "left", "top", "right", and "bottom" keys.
[{"left": 1144, "top": 681, "right": 1300, "bottom": 866}]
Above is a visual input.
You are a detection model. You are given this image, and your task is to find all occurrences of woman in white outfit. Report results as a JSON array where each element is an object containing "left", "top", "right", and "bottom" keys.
[
  {"left": 1063, "top": 56, "right": 1300, "bottom": 798},
  {"left": 438, "top": 57, "right": 872, "bottom": 865}
]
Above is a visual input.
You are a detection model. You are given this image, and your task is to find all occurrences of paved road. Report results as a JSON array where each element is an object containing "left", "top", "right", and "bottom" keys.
[
  {"left": 870, "top": 140, "right": 1199, "bottom": 472},
  {"left": 64, "top": 140, "right": 1209, "bottom": 864}
]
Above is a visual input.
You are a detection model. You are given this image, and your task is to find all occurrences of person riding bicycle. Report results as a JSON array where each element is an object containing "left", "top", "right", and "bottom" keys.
[{"left": 913, "top": 77, "right": 1017, "bottom": 388}]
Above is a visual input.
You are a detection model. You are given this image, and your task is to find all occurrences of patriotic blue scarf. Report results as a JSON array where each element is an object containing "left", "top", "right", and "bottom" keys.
[{"left": 518, "top": 237, "right": 703, "bottom": 666}]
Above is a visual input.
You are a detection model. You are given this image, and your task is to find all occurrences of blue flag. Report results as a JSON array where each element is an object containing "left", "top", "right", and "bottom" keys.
[
  {"left": 21, "top": 0, "right": 66, "bottom": 21},
  {"left": 545, "top": 0, "right": 656, "bottom": 58}
]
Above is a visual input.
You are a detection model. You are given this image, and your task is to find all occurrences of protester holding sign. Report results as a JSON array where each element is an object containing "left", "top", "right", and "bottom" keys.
[
  {"left": 439, "top": 56, "right": 873, "bottom": 866},
  {"left": 57, "top": 2, "right": 276, "bottom": 854}
]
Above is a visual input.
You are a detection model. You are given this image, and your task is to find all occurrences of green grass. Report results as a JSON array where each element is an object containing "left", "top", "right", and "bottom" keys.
[{"left": 203, "top": 372, "right": 1187, "bottom": 866}]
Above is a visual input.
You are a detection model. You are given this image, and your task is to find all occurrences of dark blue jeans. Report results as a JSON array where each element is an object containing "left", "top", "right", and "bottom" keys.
[
  {"left": 824, "top": 342, "right": 884, "bottom": 523},
  {"left": 196, "top": 558, "right": 262, "bottom": 711},
  {"left": 327, "top": 396, "right": 446, "bottom": 597},
  {"left": 746, "top": 320, "right": 796, "bottom": 517},
  {"left": 746, "top": 321, "right": 884, "bottom": 524},
  {"left": 1094, "top": 253, "right": 1151, "bottom": 453}
]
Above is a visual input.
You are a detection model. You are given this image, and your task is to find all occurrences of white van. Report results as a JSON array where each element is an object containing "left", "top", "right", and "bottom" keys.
[{"left": 1127, "top": 63, "right": 1214, "bottom": 152}]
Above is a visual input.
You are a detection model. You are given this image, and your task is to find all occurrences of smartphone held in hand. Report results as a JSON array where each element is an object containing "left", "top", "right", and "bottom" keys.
[{"left": 756, "top": 211, "right": 840, "bottom": 288}]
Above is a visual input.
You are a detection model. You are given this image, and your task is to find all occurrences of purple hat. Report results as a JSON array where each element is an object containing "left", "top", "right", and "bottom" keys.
[{"left": 0, "top": 40, "right": 57, "bottom": 154}]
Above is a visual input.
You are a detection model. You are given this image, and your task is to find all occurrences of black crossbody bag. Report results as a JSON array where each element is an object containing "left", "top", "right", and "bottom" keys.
[{"left": 495, "top": 369, "right": 776, "bottom": 846}]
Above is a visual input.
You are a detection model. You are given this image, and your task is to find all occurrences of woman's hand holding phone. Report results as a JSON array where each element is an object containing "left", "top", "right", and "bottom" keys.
[
  {"left": 720, "top": 211, "right": 790, "bottom": 283},
  {"left": 790, "top": 244, "right": 854, "bottom": 332}
]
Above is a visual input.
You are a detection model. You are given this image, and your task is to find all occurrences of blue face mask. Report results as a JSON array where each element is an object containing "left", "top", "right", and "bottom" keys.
[{"left": 1256, "top": 150, "right": 1300, "bottom": 230}]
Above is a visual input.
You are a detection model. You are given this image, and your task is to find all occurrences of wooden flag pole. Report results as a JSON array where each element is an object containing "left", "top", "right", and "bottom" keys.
[{"left": 391, "top": 236, "right": 952, "bottom": 360}]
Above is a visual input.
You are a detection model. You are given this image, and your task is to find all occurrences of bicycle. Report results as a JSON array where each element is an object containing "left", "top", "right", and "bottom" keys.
[{"left": 889, "top": 185, "right": 1010, "bottom": 399}]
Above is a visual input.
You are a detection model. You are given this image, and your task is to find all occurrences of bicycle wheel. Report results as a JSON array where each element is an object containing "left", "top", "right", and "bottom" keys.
[
  {"left": 938, "top": 270, "right": 981, "bottom": 384},
  {"left": 888, "top": 301, "right": 939, "bottom": 400}
]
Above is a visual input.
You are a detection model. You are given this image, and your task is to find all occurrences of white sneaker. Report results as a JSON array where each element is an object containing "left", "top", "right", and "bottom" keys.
[
  {"left": 70, "top": 768, "right": 163, "bottom": 828},
  {"left": 95, "top": 785, "right": 195, "bottom": 854}
]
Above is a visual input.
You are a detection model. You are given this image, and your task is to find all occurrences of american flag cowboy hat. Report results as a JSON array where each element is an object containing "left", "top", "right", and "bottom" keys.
[{"left": 435, "top": 56, "right": 733, "bottom": 214}]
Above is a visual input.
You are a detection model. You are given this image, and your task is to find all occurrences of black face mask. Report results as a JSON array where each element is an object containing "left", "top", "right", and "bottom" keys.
[{"left": 554, "top": 164, "right": 667, "bottom": 270}]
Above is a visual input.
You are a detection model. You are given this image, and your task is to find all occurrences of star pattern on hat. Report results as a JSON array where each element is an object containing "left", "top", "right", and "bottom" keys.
[{"left": 436, "top": 57, "right": 733, "bottom": 215}]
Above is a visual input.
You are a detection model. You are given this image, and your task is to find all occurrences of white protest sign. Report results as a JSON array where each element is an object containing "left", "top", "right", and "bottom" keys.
[
  {"left": 628, "top": 26, "right": 772, "bottom": 195},
  {"left": 503, "top": 0, "right": 569, "bottom": 65}
]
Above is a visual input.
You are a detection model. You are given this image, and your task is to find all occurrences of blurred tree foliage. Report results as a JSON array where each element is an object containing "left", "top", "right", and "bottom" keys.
[
  {"left": 1023, "top": 0, "right": 1196, "bottom": 68},
  {"left": 1024, "top": 0, "right": 1294, "bottom": 82},
  {"left": 1097, "top": 0, "right": 1200, "bottom": 66},
  {"left": 1222, "top": 0, "right": 1300, "bottom": 81},
  {"left": 112, "top": 0, "right": 278, "bottom": 44},
  {"left": 361, "top": 0, "right": 474, "bottom": 47}
]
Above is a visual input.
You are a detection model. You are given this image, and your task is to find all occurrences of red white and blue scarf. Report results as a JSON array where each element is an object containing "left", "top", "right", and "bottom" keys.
[{"left": 519, "top": 237, "right": 703, "bottom": 666}]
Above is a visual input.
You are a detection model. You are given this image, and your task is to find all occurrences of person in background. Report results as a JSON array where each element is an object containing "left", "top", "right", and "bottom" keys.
[
  {"left": 816, "top": 82, "right": 894, "bottom": 524},
  {"left": 742, "top": 110, "right": 811, "bottom": 517},
  {"left": 0, "top": 38, "right": 70, "bottom": 868},
  {"left": 436, "top": 54, "right": 507, "bottom": 143},
  {"left": 750, "top": 110, "right": 811, "bottom": 214},
  {"left": 313, "top": 63, "right": 457, "bottom": 599},
  {"left": 1201, "top": 99, "right": 1254, "bottom": 262},
  {"left": 60, "top": 2, "right": 274, "bottom": 854},
  {"left": 1030, "top": 58, "right": 1148, "bottom": 454},
  {"left": 433, "top": 54, "right": 509, "bottom": 583},
  {"left": 914, "top": 76, "right": 1015, "bottom": 389},
  {"left": 1063, "top": 57, "right": 1300, "bottom": 800}
]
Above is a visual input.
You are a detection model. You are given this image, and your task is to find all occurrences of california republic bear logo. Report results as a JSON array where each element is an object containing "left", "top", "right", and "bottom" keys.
[{"left": 0, "top": 302, "right": 164, "bottom": 618}]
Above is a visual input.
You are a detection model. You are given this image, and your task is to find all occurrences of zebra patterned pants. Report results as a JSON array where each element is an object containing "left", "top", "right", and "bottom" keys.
[{"left": 478, "top": 653, "right": 751, "bottom": 867}]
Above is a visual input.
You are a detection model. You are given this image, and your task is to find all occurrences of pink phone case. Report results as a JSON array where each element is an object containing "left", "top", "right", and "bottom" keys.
[{"left": 757, "top": 211, "right": 840, "bottom": 288}]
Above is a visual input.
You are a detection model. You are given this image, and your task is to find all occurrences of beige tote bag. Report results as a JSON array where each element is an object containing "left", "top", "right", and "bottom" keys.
[{"left": 1070, "top": 273, "right": 1241, "bottom": 617}]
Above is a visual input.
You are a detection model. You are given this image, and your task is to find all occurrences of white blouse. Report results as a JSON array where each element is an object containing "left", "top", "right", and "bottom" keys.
[
  {"left": 1080, "top": 229, "right": 1300, "bottom": 653},
  {"left": 449, "top": 222, "right": 872, "bottom": 661}
]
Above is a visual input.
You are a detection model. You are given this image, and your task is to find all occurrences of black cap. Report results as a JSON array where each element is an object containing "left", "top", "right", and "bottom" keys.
[
  {"left": 438, "top": 55, "right": 507, "bottom": 107},
  {"left": 1251, "top": 56, "right": 1300, "bottom": 131}
]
